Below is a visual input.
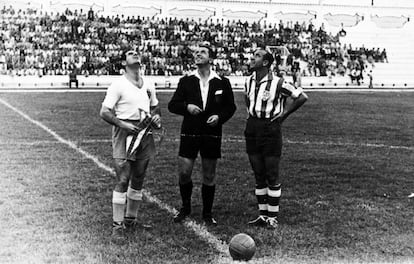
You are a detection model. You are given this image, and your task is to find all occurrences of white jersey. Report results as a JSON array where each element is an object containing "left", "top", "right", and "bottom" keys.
[{"left": 102, "top": 75, "right": 158, "bottom": 120}]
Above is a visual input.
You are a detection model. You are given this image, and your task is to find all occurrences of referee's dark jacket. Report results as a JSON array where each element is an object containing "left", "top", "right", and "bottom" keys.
[{"left": 168, "top": 71, "right": 236, "bottom": 137}]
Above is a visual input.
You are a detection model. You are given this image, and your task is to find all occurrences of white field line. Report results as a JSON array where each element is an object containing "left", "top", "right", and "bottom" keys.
[
  {"left": 1, "top": 88, "right": 414, "bottom": 93},
  {"left": 0, "top": 98, "right": 230, "bottom": 260},
  {"left": 0, "top": 140, "right": 65, "bottom": 146},
  {"left": 0, "top": 89, "right": 107, "bottom": 93},
  {"left": 285, "top": 139, "right": 414, "bottom": 151},
  {"left": 83, "top": 138, "right": 414, "bottom": 151},
  {"left": 3, "top": 137, "right": 412, "bottom": 151}
]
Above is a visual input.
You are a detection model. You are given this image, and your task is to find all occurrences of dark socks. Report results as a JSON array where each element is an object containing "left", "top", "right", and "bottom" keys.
[
  {"left": 202, "top": 184, "right": 215, "bottom": 218},
  {"left": 179, "top": 181, "right": 193, "bottom": 213}
]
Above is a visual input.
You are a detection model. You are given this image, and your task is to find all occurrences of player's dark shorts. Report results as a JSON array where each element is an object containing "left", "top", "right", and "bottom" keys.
[
  {"left": 244, "top": 116, "right": 282, "bottom": 157},
  {"left": 179, "top": 134, "right": 222, "bottom": 159},
  {"left": 112, "top": 120, "right": 155, "bottom": 161}
]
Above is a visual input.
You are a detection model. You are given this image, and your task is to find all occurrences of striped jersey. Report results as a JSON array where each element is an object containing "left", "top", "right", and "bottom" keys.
[{"left": 244, "top": 71, "right": 303, "bottom": 120}]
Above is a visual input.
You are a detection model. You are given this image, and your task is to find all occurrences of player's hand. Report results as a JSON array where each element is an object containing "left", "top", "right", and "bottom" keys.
[
  {"left": 119, "top": 121, "right": 139, "bottom": 134},
  {"left": 151, "top": 114, "right": 161, "bottom": 129},
  {"left": 206, "top": 115, "right": 219, "bottom": 127},
  {"left": 187, "top": 104, "right": 203, "bottom": 115}
]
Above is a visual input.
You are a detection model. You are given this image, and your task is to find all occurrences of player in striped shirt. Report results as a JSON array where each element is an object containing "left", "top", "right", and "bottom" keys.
[{"left": 244, "top": 48, "right": 308, "bottom": 229}]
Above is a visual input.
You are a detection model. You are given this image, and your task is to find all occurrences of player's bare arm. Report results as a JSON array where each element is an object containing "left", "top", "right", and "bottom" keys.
[
  {"left": 279, "top": 92, "right": 308, "bottom": 122},
  {"left": 150, "top": 105, "right": 161, "bottom": 116},
  {"left": 99, "top": 105, "right": 139, "bottom": 134},
  {"left": 150, "top": 105, "right": 161, "bottom": 128}
]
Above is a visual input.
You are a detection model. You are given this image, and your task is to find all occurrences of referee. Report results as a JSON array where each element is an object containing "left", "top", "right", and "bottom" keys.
[
  {"left": 168, "top": 42, "right": 236, "bottom": 226},
  {"left": 244, "top": 48, "right": 308, "bottom": 229}
]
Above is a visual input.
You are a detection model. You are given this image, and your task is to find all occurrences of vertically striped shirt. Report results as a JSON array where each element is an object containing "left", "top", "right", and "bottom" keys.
[{"left": 244, "top": 71, "right": 303, "bottom": 120}]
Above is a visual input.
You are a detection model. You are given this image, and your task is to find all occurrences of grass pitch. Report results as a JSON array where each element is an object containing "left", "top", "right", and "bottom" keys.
[{"left": 0, "top": 91, "right": 413, "bottom": 264}]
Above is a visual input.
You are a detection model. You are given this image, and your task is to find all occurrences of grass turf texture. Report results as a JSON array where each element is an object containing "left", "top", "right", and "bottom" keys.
[{"left": 0, "top": 91, "right": 413, "bottom": 263}]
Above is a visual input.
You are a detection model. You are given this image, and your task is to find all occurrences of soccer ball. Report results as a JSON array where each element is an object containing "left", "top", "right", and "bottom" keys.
[{"left": 229, "top": 233, "right": 256, "bottom": 261}]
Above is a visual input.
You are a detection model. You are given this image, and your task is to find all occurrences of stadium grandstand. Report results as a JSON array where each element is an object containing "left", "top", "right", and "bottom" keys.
[{"left": 1, "top": 0, "right": 413, "bottom": 88}]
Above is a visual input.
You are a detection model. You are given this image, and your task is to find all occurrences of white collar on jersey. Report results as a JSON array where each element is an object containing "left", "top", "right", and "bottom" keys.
[
  {"left": 190, "top": 69, "right": 222, "bottom": 81},
  {"left": 252, "top": 70, "right": 274, "bottom": 84}
]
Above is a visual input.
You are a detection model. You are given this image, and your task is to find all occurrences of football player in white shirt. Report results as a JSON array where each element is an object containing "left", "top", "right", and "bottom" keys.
[{"left": 100, "top": 50, "right": 161, "bottom": 243}]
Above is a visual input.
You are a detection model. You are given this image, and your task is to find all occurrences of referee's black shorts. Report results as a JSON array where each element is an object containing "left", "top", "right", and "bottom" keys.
[
  {"left": 179, "top": 134, "right": 222, "bottom": 159},
  {"left": 244, "top": 116, "right": 282, "bottom": 157}
]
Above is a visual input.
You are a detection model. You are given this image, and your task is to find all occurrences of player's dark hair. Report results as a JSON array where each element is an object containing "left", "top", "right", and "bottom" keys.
[
  {"left": 120, "top": 49, "right": 141, "bottom": 68},
  {"left": 121, "top": 49, "right": 140, "bottom": 62},
  {"left": 121, "top": 50, "right": 129, "bottom": 62},
  {"left": 262, "top": 50, "right": 274, "bottom": 68},
  {"left": 198, "top": 42, "right": 216, "bottom": 59}
]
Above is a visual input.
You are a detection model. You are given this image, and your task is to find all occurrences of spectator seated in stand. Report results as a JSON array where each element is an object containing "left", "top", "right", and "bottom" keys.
[{"left": 0, "top": 5, "right": 384, "bottom": 79}]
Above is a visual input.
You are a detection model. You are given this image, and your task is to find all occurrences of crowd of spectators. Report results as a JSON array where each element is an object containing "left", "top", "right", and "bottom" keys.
[{"left": 0, "top": 6, "right": 388, "bottom": 79}]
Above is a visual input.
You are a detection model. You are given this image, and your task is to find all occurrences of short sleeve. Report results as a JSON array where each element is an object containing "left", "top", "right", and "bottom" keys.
[
  {"left": 280, "top": 81, "right": 303, "bottom": 99},
  {"left": 102, "top": 82, "right": 120, "bottom": 109}
]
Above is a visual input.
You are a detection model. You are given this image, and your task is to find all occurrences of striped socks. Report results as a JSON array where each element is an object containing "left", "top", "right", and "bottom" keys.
[
  {"left": 255, "top": 186, "right": 268, "bottom": 217},
  {"left": 267, "top": 184, "right": 281, "bottom": 218},
  {"left": 255, "top": 184, "right": 282, "bottom": 218}
]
